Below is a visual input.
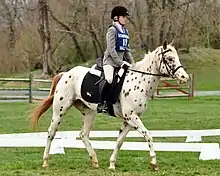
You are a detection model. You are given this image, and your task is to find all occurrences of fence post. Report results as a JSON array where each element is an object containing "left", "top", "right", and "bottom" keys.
[
  {"left": 188, "top": 73, "right": 194, "bottom": 100},
  {"left": 156, "top": 88, "right": 160, "bottom": 96},
  {"left": 29, "top": 73, "right": 33, "bottom": 103},
  {"left": 191, "top": 73, "right": 195, "bottom": 99}
]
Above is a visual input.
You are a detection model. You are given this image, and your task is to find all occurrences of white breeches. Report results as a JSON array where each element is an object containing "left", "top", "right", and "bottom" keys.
[{"left": 103, "top": 65, "right": 114, "bottom": 84}]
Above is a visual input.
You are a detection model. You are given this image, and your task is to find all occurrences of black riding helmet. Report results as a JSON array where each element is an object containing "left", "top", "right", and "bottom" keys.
[{"left": 111, "top": 6, "right": 130, "bottom": 19}]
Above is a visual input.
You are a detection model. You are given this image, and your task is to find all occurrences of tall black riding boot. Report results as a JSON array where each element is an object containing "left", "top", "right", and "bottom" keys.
[{"left": 97, "top": 80, "right": 109, "bottom": 113}]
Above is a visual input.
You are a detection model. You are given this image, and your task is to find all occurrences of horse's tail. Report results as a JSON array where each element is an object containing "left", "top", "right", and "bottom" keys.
[{"left": 30, "top": 72, "right": 64, "bottom": 128}]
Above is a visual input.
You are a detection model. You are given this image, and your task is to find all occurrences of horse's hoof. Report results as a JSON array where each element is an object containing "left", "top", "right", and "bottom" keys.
[
  {"left": 92, "top": 162, "right": 99, "bottom": 168},
  {"left": 108, "top": 163, "right": 115, "bottom": 171},
  {"left": 108, "top": 166, "right": 115, "bottom": 170},
  {"left": 90, "top": 155, "right": 99, "bottom": 168},
  {"left": 42, "top": 163, "right": 49, "bottom": 168},
  {"left": 42, "top": 159, "right": 49, "bottom": 168},
  {"left": 150, "top": 163, "right": 159, "bottom": 171}
]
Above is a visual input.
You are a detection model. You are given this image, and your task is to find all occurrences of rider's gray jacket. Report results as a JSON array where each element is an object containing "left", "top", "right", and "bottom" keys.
[{"left": 103, "top": 22, "right": 134, "bottom": 68}]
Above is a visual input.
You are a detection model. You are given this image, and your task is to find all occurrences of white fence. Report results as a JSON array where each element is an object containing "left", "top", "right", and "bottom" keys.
[{"left": 0, "top": 129, "right": 220, "bottom": 160}]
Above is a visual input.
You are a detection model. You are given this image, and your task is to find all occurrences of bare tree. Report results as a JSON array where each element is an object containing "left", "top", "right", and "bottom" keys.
[
  {"left": 0, "top": 0, "right": 220, "bottom": 75},
  {"left": 38, "top": 0, "right": 54, "bottom": 76},
  {"left": 146, "top": 0, "right": 155, "bottom": 51},
  {"left": 49, "top": 9, "right": 86, "bottom": 62},
  {"left": 0, "top": 0, "right": 20, "bottom": 49}
]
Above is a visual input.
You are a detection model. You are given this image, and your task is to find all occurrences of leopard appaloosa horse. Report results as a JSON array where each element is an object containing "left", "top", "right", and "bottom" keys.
[{"left": 31, "top": 40, "right": 189, "bottom": 171}]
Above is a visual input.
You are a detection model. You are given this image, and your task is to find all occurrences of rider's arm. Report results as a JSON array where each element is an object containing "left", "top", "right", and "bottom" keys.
[
  {"left": 124, "top": 29, "right": 134, "bottom": 65},
  {"left": 124, "top": 48, "right": 134, "bottom": 65},
  {"left": 106, "top": 26, "right": 124, "bottom": 67}
]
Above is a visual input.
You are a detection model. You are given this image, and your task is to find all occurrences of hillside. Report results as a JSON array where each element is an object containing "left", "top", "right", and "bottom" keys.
[{"left": 180, "top": 48, "right": 220, "bottom": 90}]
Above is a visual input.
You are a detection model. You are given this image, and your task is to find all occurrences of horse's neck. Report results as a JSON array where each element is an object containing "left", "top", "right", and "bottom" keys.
[
  {"left": 134, "top": 50, "right": 161, "bottom": 97},
  {"left": 134, "top": 51, "right": 157, "bottom": 71}
]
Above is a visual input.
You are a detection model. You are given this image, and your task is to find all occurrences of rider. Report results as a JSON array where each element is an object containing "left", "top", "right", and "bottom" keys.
[{"left": 97, "top": 6, "right": 135, "bottom": 113}]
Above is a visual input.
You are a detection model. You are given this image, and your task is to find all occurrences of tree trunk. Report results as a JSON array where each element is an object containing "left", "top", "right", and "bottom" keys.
[
  {"left": 1, "top": 0, "right": 16, "bottom": 50},
  {"left": 178, "top": 3, "right": 190, "bottom": 48},
  {"left": 159, "top": 0, "right": 166, "bottom": 44},
  {"left": 8, "top": 19, "right": 16, "bottom": 49},
  {"left": 134, "top": 1, "right": 147, "bottom": 51},
  {"left": 38, "top": 0, "right": 54, "bottom": 76},
  {"left": 166, "top": 0, "right": 176, "bottom": 42},
  {"left": 146, "top": 0, "right": 155, "bottom": 51},
  {"left": 82, "top": 1, "right": 103, "bottom": 57}
]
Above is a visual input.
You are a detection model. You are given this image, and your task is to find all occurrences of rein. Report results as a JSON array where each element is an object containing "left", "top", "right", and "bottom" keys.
[
  {"left": 128, "top": 48, "right": 183, "bottom": 78},
  {"left": 128, "top": 68, "right": 169, "bottom": 77}
]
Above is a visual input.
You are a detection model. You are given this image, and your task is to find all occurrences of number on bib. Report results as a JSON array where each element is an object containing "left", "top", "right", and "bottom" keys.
[{"left": 123, "top": 39, "right": 128, "bottom": 47}]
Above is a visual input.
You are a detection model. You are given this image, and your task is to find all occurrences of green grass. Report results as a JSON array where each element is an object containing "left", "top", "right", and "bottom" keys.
[{"left": 0, "top": 97, "right": 220, "bottom": 175}]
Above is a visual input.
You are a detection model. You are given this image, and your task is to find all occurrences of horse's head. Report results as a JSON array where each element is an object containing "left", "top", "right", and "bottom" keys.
[{"left": 155, "top": 39, "right": 189, "bottom": 84}]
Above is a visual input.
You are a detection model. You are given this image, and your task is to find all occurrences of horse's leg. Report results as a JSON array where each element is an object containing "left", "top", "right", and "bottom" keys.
[
  {"left": 126, "top": 114, "right": 158, "bottom": 171},
  {"left": 78, "top": 109, "right": 98, "bottom": 168},
  {"left": 42, "top": 95, "right": 73, "bottom": 167},
  {"left": 109, "top": 122, "right": 132, "bottom": 170}
]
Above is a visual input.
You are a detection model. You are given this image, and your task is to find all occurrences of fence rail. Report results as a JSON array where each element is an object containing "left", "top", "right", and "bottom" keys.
[
  {"left": 0, "top": 74, "right": 52, "bottom": 103},
  {"left": 154, "top": 73, "right": 194, "bottom": 100},
  {"left": 0, "top": 73, "right": 194, "bottom": 102}
]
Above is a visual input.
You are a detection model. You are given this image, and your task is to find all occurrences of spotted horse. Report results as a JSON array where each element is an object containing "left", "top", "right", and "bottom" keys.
[{"left": 30, "top": 40, "right": 189, "bottom": 171}]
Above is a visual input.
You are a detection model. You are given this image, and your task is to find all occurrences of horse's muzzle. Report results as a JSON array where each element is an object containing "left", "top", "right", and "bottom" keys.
[{"left": 177, "top": 73, "right": 189, "bottom": 84}]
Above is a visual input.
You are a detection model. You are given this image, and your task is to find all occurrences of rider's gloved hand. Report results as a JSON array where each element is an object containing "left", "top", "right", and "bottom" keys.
[{"left": 121, "top": 61, "right": 131, "bottom": 70}]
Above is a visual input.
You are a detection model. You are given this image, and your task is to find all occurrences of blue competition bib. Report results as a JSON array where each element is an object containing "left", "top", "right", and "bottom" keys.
[{"left": 114, "top": 26, "right": 129, "bottom": 52}]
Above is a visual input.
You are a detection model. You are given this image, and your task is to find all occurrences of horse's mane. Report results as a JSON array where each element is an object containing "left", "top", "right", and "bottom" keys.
[{"left": 134, "top": 51, "right": 153, "bottom": 70}]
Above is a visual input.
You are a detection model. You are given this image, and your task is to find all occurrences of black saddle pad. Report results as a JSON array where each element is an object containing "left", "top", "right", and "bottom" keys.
[
  {"left": 81, "top": 68, "right": 127, "bottom": 116},
  {"left": 81, "top": 72, "right": 101, "bottom": 104}
]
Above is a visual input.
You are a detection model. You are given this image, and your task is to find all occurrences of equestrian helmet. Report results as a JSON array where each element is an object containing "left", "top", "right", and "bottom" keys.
[{"left": 111, "top": 6, "right": 130, "bottom": 19}]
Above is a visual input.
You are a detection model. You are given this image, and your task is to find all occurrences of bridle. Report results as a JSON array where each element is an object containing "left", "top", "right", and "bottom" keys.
[
  {"left": 128, "top": 48, "right": 183, "bottom": 78},
  {"left": 158, "top": 48, "right": 183, "bottom": 78}
]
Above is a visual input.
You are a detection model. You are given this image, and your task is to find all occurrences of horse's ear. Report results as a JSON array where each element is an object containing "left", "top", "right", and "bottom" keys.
[
  {"left": 163, "top": 39, "right": 167, "bottom": 50},
  {"left": 169, "top": 39, "right": 174, "bottom": 46}
]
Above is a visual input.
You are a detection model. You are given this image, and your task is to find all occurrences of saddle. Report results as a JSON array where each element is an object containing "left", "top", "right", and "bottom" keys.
[{"left": 81, "top": 57, "right": 127, "bottom": 117}]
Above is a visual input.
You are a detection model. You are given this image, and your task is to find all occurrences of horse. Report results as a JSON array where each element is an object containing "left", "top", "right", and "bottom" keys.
[{"left": 30, "top": 40, "right": 189, "bottom": 171}]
